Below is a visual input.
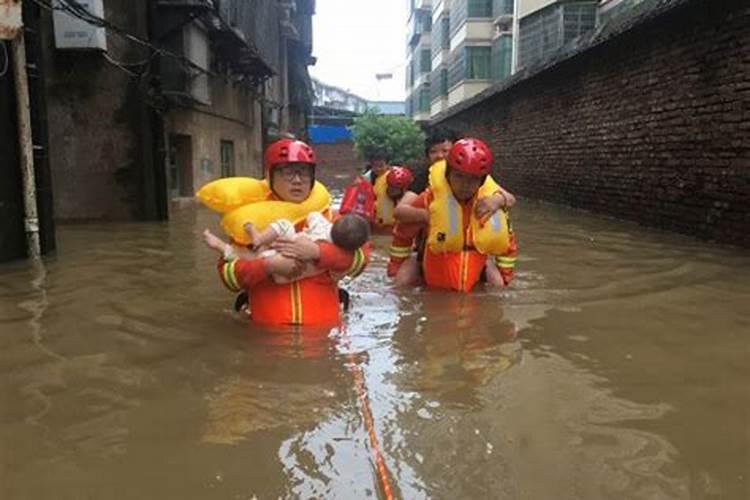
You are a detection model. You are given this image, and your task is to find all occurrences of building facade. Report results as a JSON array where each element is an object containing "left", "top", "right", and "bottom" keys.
[
  {"left": 312, "top": 78, "right": 368, "bottom": 113},
  {"left": 410, "top": 0, "right": 637, "bottom": 121},
  {"left": 517, "top": 0, "right": 598, "bottom": 69},
  {"left": 39, "top": 0, "right": 315, "bottom": 222},
  {"left": 406, "top": 0, "right": 516, "bottom": 121}
]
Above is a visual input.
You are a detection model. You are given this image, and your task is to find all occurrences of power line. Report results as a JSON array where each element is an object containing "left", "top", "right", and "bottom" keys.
[{"left": 30, "top": 0, "right": 216, "bottom": 79}]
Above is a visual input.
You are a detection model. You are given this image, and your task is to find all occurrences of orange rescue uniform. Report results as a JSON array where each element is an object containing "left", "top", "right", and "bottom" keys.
[
  {"left": 388, "top": 189, "right": 517, "bottom": 292},
  {"left": 218, "top": 213, "right": 369, "bottom": 327}
]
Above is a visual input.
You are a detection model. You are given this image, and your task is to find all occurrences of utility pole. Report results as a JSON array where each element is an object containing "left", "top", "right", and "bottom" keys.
[{"left": 1, "top": 0, "right": 40, "bottom": 258}]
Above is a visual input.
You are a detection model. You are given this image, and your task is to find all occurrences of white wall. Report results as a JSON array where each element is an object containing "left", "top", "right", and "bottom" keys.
[{"left": 448, "top": 81, "right": 490, "bottom": 107}]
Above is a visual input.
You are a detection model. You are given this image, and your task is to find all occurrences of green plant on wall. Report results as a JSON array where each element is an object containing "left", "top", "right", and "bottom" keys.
[{"left": 351, "top": 109, "right": 425, "bottom": 165}]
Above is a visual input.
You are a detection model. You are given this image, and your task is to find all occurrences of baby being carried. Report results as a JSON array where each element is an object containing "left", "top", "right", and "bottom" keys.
[{"left": 203, "top": 212, "right": 370, "bottom": 284}]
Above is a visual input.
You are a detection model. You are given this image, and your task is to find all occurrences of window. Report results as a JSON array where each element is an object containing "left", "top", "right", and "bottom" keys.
[
  {"left": 420, "top": 49, "right": 431, "bottom": 74},
  {"left": 220, "top": 140, "right": 235, "bottom": 177},
  {"left": 440, "top": 68, "right": 448, "bottom": 95},
  {"left": 492, "top": 35, "right": 512, "bottom": 81},
  {"left": 185, "top": 23, "right": 210, "bottom": 104},
  {"left": 418, "top": 84, "right": 431, "bottom": 113},
  {"left": 441, "top": 16, "right": 450, "bottom": 49},
  {"left": 421, "top": 10, "right": 432, "bottom": 33},
  {"left": 493, "top": 0, "right": 514, "bottom": 17},
  {"left": 468, "top": 0, "right": 492, "bottom": 17},
  {"left": 466, "top": 46, "right": 491, "bottom": 79}
]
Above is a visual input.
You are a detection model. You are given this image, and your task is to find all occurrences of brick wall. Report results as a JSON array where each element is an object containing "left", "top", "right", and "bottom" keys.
[
  {"left": 436, "top": 0, "right": 750, "bottom": 247},
  {"left": 313, "top": 140, "right": 364, "bottom": 191}
]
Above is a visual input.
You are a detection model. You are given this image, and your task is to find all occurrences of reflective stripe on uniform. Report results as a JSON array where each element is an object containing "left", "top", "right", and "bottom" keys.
[
  {"left": 495, "top": 255, "right": 516, "bottom": 269},
  {"left": 389, "top": 245, "right": 411, "bottom": 258},
  {"left": 346, "top": 248, "right": 366, "bottom": 278},
  {"left": 220, "top": 259, "right": 240, "bottom": 291}
]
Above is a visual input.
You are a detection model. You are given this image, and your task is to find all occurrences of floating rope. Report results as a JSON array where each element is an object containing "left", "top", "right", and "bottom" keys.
[{"left": 341, "top": 324, "right": 395, "bottom": 500}]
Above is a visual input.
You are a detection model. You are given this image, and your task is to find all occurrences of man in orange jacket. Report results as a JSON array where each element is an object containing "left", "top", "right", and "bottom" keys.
[
  {"left": 217, "top": 139, "right": 369, "bottom": 327},
  {"left": 388, "top": 138, "right": 517, "bottom": 292}
]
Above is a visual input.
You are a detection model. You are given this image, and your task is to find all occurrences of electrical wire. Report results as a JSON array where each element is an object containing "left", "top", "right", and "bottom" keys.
[{"left": 30, "top": 0, "right": 216, "bottom": 79}]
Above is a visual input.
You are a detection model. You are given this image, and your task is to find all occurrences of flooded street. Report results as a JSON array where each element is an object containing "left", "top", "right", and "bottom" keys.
[{"left": 1, "top": 201, "right": 749, "bottom": 499}]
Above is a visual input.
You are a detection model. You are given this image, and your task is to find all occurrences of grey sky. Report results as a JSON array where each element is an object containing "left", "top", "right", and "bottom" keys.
[{"left": 310, "top": 0, "right": 407, "bottom": 102}]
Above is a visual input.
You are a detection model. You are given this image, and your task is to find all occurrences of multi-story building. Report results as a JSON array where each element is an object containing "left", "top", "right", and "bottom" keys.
[
  {"left": 312, "top": 78, "right": 369, "bottom": 113},
  {"left": 405, "top": 0, "right": 433, "bottom": 121},
  {"left": 517, "top": 0, "right": 598, "bottom": 69},
  {"left": 406, "top": 0, "right": 516, "bottom": 121},
  {"left": 407, "top": 0, "right": 608, "bottom": 121}
]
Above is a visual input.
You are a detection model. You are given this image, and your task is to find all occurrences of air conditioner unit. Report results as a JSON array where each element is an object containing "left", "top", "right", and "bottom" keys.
[
  {"left": 52, "top": 0, "right": 107, "bottom": 50},
  {"left": 494, "top": 15, "right": 513, "bottom": 35}
]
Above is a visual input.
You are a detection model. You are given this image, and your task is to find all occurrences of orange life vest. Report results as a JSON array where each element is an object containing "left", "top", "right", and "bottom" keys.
[
  {"left": 249, "top": 274, "right": 341, "bottom": 327},
  {"left": 421, "top": 195, "right": 487, "bottom": 292},
  {"left": 242, "top": 209, "right": 350, "bottom": 327}
]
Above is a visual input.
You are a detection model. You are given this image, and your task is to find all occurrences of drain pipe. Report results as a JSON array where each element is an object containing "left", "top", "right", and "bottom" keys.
[{"left": 11, "top": 28, "right": 40, "bottom": 258}]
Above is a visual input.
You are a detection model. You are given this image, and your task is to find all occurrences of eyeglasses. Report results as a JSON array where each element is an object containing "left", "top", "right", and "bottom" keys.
[{"left": 276, "top": 164, "right": 313, "bottom": 181}]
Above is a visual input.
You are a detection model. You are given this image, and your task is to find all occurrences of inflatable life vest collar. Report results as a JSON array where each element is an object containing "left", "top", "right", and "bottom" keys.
[
  {"left": 373, "top": 170, "right": 395, "bottom": 227},
  {"left": 426, "top": 160, "right": 510, "bottom": 255}
]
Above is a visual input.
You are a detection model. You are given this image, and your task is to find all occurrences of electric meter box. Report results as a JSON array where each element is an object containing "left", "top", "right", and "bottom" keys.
[{"left": 52, "top": 0, "right": 107, "bottom": 50}]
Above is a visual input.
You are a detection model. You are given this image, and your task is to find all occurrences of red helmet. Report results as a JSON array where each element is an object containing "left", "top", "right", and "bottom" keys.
[
  {"left": 386, "top": 166, "right": 414, "bottom": 189},
  {"left": 446, "top": 138, "right": 493, "bottom": 176},
  {"left": 264, "top": 139, "right": 316, "bottom": 174}
]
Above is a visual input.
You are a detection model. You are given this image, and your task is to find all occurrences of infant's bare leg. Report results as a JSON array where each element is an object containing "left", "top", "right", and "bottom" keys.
[
  {"left": 244, "top": 223, "right": 280, "bottom": 249},
  {"left": 203, "top": 229, "right": 230, "bottom": 254}
]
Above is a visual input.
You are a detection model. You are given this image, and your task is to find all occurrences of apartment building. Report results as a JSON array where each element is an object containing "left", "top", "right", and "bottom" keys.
[
  {"left": 407, "top": 0, "right": 614, "bottom": 121},
  {"left": 406, "top": 0, "right": 515, "bottom": 120}
]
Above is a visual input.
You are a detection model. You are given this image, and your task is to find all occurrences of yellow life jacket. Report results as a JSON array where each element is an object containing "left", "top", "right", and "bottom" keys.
[
  {"left": 196, "top": 177, "right": 270, "bottom": 213},
  {"left": 372, "top": 170, "right": 395, "bottom": 227},
  {"left": 196, "top": 177, "right": 331, "bottom": 245},
  {"left": 426, "top": 160, "right": 510, "bottom": 255}
]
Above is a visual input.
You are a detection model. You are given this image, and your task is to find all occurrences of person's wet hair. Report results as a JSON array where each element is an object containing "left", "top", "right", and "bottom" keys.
[
  {"left": 367, "top": 149, "right": 389, "bottom": 162},
  {"left": 424, "top": 126, "right": 460, "bottom": 156},
  {"left": 330, "top": 214, "right": 370, "bottom": 251}
]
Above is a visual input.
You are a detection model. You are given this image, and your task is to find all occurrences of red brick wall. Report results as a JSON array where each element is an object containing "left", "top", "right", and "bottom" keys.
[
  {"left": 437, "top": 1, "right": 750, "bottom": 247},
  {"left": 313, "top": 141, "right": 364, "bottom": 191}
]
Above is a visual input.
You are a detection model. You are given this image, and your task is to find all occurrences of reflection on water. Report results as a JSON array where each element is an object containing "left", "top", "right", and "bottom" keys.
[{"left": 1, "top": 202, "right": 749, "bottom": 499}]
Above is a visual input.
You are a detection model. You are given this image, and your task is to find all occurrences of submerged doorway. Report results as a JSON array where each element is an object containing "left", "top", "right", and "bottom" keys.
[{"left": 168, "top": 134, "right": 193, "bottom": 198}]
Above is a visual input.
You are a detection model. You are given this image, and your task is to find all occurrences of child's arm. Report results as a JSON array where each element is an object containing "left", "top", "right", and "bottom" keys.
[
  {"left": 475, "top": 187, "right": 516, "bottom": 219},
  {"left": 394, "top": 191, "right": 430, "bottom": 223},
  {"left": 493, "top": 228, "right": 518, "bottom": 286},
  {"left": 388, "top": 192, "right": 429, "bottom": 276}
]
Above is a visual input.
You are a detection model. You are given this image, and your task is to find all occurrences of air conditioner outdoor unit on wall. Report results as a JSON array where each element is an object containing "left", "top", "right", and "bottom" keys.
[{"left": 52, "top": 0, "right": 107, "bottom": 50}]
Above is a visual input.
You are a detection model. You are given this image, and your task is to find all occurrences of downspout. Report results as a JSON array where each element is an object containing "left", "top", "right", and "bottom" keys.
[{"left": 511, "top": 0, "right": 520, "bottom": 74}]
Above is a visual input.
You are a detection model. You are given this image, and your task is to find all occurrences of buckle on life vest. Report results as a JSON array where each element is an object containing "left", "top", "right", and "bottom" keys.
[{"left": 437, "top": 232, "right": 446, "bottom": 242}]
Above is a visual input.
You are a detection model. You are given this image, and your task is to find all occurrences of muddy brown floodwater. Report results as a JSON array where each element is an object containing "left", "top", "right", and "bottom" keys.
[{"left": 1, "top": 200, "right": 748, "bottom": 499}]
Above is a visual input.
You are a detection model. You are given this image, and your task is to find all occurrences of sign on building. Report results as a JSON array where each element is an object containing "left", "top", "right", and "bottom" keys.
[
  {"left": 0, "top": 0, "right": 22, "bottom": 40},
  {"left": 52, "top": 0, "right": 107, "bottom": 50}
]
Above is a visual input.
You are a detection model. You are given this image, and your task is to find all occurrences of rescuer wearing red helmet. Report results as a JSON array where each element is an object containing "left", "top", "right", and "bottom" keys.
[
  {"left": 340, "top": 164, "right": 415, "bottom": 230},
  {"left": 387, "top": 138, "right": 517, "bottom": 292},
  {"left": 216, "top": 138, "right": 370, "bottom": 326}
]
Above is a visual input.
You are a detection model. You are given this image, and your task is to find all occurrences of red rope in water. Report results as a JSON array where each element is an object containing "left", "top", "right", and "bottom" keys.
[{"left": 341, "top": 326, "right": 395, "bottom": 500}]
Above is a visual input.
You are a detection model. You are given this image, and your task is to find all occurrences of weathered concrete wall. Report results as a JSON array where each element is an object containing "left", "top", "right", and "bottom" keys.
[
  {"left": 42, "top": 0, "right": 159, "bottom": 221},
  {"left": 436, "top": 0, "right": 750, "bottom": 246},
  {"left": 165, "top": 76, "right": 264, "bottom": 192}
]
